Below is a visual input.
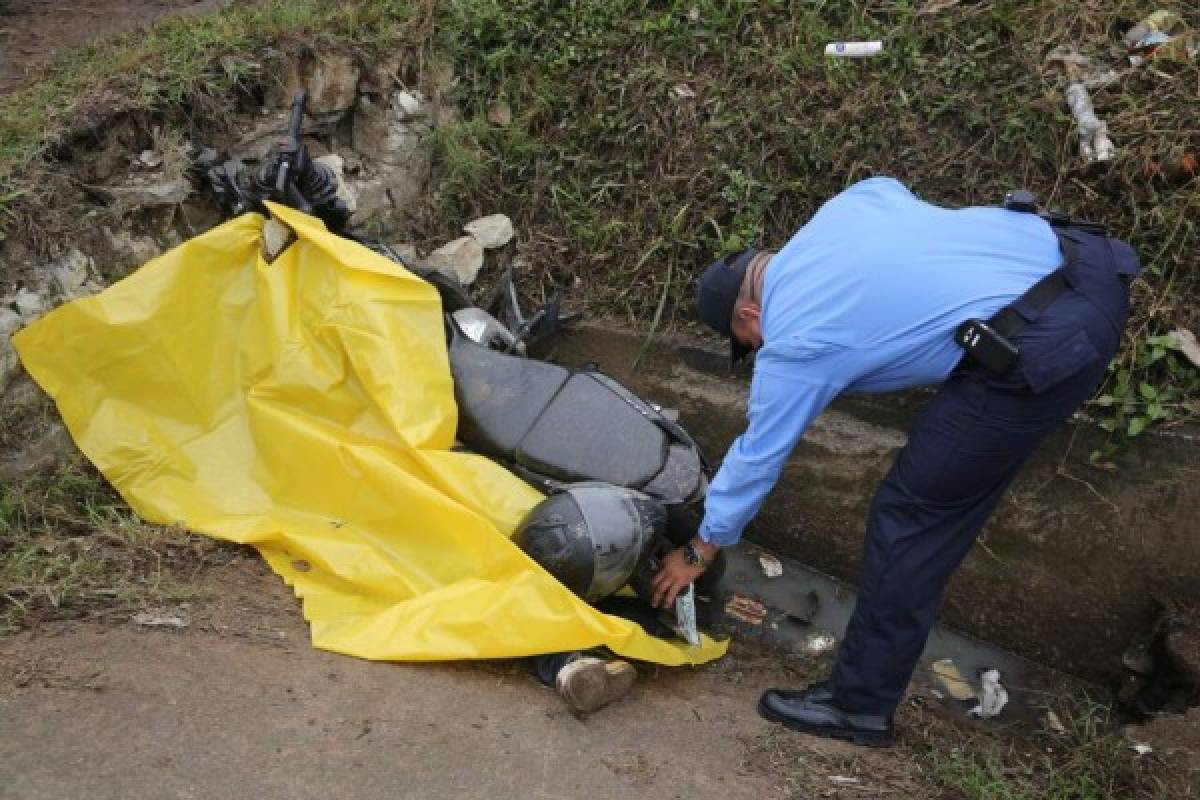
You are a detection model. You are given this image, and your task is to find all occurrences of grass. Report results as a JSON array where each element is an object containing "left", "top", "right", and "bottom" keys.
[
  {"left": 0, "top": 0, "right": 430, "bottom": 213},
  {"left": 0, "top": 465, "right": 233, "bottom": 634},
  {"left": 920, "top": 697, "right": 1170, "bottom": 800},
  {"left": 423, "top": 0, "right": 1199, "bottom": 443}
]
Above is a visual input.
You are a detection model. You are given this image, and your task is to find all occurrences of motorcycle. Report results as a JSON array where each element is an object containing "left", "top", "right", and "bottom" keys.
[{"left": 195, "top": 92, "right": 720, "bottom": 612}]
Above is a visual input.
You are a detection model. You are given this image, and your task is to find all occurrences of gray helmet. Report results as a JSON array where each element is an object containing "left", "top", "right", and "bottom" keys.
[{"left": 514, "top": 485, "right": 667, "bottom": 603}]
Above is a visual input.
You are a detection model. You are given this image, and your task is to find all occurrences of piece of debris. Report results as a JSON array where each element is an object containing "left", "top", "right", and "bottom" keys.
[
  {"left": 824, "top": 41, "right": 883, "bottom": 58},
  {"left": 487, "top": 100, "right": 512, "bottom": 127},
  {"left": 969, "top": 668, "right": 1009, "bottom": 719},
  {"left": 1169, "top": 328, "right": 1200, "bottom": 368},
  {"left": 670, "top": 83, "right": 696, "bottom": 99},
  {"left": 132, "top": 611, "right": 188, "bottom": 628},
  {"left": 675, "top": 584, "right": 701, "bottom": 646},
  {"left": 724, "top": 594, "right": 768, "bottom": 626},
  {"left": 830, "top": 775, "right": 860, "bottom": 786},
  {"left": 464, "top": 214, "right": 514, "bottom": 250},
  {"left": 931, "top": 658, "right": 975, "bottom": 700},
  {"left": 291, "top": 559, "right": 312, "bottom": 573},
  {"left": 804, "top": 631, "right": 838, "bottom": 657},
  {"left": 1065, "top": 82, "right": 1115, "bottom": 163},
  {"left": 1124, "top": 10, "right": 1196, "bottom": 66},
  {"left": 1045, "top": 710, "right": 1067, "bottom": 734},
  {"left": 262, "top": 218, "right": 297, "bottom": 262},
  {"left": 758, "top": 553, "right": 783, "bottom": 578},
  {"left": 1131, "top": 742, "right": 1154, "bottom": 756}
]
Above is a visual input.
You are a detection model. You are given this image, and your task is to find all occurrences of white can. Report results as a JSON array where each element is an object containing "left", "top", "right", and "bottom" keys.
[{"left": 825, "top": 41, "right": 884, "bottom": 58}]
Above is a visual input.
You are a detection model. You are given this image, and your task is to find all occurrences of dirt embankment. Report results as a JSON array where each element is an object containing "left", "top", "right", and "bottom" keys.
[{"left": 0, "top": 0, "right": 229, "bottom": 94}]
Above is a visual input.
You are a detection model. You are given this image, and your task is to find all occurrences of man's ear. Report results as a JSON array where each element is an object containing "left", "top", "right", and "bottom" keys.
[{"left": 734, "top": 303, "right": 761, "bottom": 322}]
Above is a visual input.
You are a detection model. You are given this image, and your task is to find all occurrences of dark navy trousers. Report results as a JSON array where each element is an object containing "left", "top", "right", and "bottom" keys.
[{"left": 830, "top": 228, "right": 1141, "bottom": 717}]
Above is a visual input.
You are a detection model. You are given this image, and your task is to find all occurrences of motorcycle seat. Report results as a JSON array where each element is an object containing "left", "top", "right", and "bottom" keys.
[{"left": 447, "top": 322, "right": 670, "bottom": 490}]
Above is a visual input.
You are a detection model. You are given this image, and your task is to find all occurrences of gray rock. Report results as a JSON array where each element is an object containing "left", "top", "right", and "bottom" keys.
[
  {"left": 352, "top": 92, "right": 432, "bottom": 167},
  {"left": 107, "top": 179, "right": 191, "bottom": 210},
  {"left": 0, "top": 421, "right": 80, "bottom": 482},
  {"left": 426, "top": 236, "right": 485, "bottom": 285},
  {"left": 0, "top": 332, "right": 18, "bottom": 394},
  {"left": 50, "top": 249, "right": 96, "bottom": 298},
  {"left": 272, "top": 52, "right": 361, "bottom": 114},
  {"left": 103, "top": 228, "right": 163, "bottom": 272},
  {"left": 464, "top": 214, "right": 514, "bottom": 250},
  {"left": 0, "top": 307, "right": 20, "bottom": 338},
  {"left": 14, "top": 288, "right": 45, "bottom": 320}
]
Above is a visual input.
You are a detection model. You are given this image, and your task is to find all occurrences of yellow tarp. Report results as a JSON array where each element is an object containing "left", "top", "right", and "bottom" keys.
[{"left": 14, "top": 204, "right": 726, "bottom": 666}]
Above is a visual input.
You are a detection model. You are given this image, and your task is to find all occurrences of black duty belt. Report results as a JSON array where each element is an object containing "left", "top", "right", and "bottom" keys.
[{"left": 955, "top": 222, "right": 1100, "bottom": 374}]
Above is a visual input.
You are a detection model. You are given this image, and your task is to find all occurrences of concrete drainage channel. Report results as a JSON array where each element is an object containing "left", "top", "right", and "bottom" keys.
[{"left": 1, "top": 49, "right": 1197, "bottom": 748}]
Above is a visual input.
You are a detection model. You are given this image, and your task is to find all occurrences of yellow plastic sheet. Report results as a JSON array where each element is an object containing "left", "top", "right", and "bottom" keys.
[{"left": 14, "top": 204, "right": 726, "bottom": 666}]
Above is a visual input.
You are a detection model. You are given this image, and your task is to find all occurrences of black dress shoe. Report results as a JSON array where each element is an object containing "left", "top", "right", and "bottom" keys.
[{"left": 758, "top": 683, "right": 895, "bottom": 747}]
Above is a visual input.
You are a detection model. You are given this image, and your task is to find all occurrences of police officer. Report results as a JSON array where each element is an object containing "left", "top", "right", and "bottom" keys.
[{"left": 650, "top": 176, "right": 1140, "bottom": 746}]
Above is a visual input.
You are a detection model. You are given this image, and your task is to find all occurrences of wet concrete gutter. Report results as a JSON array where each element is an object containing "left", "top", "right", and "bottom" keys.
[{"left": 541, "top": 321, "right": 1200, "bottom": 685}]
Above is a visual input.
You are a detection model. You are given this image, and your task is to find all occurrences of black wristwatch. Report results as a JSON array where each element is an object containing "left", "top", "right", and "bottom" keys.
[{"left": 683, "top": 540, "right": 710, "bottom": 570}]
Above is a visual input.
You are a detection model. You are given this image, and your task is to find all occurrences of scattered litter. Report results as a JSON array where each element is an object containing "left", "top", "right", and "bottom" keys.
[
  {"left": 804, "top": 631, "right": 838, "bottom": 657},
  {"left": 464, "top": 214, "right": 514, "bottom": 250},
  {"left": 1131, "top": 742, "right": 1154, "bottom": 756},
  {"left": 1065, "top": 82, "right": 1116, "bottom": 163},
  {"left": 830, "top": 775, "right": 860, "bottom": 786},
  {"left": 670, "top": 84, "right": 697, "bottom": 99},
  {"left": 675, "top": 583, "right": 701, "bottom": 646},
  {"left": 758, "top": 553, "right": 783, "bottom": 578},
  {"left": 825, "top": 41, "right": 883, "bottom": 58},
  {"left": 132, "top": 611, "right": 188, "bottom": 628},
  {"left": 724, "top": 594, "right": 768, "bottom": 626},
  {"left": 929, "top": 687, "right": 946, "bottom": 700},
  {"left": 931, "top": 658, "right": 975, "bottom": 701},
  {"left": 969, "top": 668, "right": 1009, "bottom": 719},
  {"left": 1169, "top": 328, "right": 1200, "bottom": 368},
  {"left": 1045, "top": 710, "right": 1067, "bottom": 734},
  {"left": 1124, "top": 10, "right": 1196, "bottom": 66}
]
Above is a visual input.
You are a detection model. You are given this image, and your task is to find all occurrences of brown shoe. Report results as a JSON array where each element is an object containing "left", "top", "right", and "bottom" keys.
[{"left": 555, "top": 657, "right": 636, "bottom": 714}]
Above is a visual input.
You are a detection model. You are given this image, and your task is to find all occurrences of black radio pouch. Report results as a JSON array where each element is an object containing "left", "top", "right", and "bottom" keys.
[{"left": 955, "top": 318, "right": 1019, "bottom": 374}]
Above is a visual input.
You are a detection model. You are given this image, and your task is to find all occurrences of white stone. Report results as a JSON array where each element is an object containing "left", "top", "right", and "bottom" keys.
[
  {"left": 50, "top": 249, "right": 94, "bottom": 296},
  {"left": 464, "top": 214, "right": 514, "bottom": 250},
  {"left": 395, "top": 90, "right": 424, "bottom": 118},
  {"left": 425, "top": 236, "right": 485, "bottom": 285},
  {"left": 15, "top": 289, "right": 45, "bottom": 320}
]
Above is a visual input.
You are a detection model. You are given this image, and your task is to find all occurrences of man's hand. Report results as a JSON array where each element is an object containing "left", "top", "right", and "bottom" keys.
[{"left": 651, "top": 539, "right": 719, "bottom": 609}]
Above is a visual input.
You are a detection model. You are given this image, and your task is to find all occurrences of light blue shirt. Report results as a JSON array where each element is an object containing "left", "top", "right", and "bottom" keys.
[{"left": 698, "top": 177, "right": 1063, "bottom": 547}]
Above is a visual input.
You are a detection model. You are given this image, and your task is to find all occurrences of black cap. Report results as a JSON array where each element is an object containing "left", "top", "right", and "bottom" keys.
[{"left": 696, "top": 248, "right": 758, "bottom": 364}]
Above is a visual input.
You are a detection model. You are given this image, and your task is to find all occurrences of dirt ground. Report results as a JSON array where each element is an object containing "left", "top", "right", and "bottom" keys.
[
  {"left": 0, "top": 555, "right": 941, "bottom": 800},
  {"left": 0, "top": 0, "right": 227, "bottom": 93}
]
